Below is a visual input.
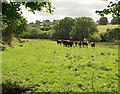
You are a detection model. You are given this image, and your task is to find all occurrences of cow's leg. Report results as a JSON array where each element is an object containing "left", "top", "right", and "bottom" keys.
[{"left": 80, "top": 45, "right": 81, "bottom": 48}]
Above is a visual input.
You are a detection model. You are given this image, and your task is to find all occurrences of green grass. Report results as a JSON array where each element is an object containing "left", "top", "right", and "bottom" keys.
[
  {"left": 2, "top": 39, "right": 118, "bottom": 93},
  {"left": 97, "top": 24, "right": 119, "bottom": 32}
]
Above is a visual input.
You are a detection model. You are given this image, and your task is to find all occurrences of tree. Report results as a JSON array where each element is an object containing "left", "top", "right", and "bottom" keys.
[
  {"left": 100, "top": 28, "right": 120, "bottom": 42},
  {"left": 98, "top": 16, "right": 108, "bottom": 25},
  {"left": 96, "top": 0, "right": 120, "bottom": 25},
  {"left": 71, "top": 17, "right": 98, "bottom": 40},
  {"left": 2, "top": 1, "right": 54, "bottom": 45},
  {"left": 41, "top": 19, "right": 51, "bottom": 31},
  {"left": 43, "top": 19, "right": 51, "bottom": 23},
  {"left": 111, "top": 17, "right": 120, "bottom": 24},
  {"left": 96, "top": 1, "right": 120, "bottom": 17},
  {"left": 35, "top": 20, "right": 41, "bottom": 25},
  {"left": 96, "top": 0, "right": 120, "bottom": 42},
  {"left": 53, "top": 17, "right": 75, "bottom": 40}
]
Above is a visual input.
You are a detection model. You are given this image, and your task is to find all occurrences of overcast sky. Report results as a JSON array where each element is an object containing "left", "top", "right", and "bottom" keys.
[{"left": 21, "top": 0, "right": 116, "bottom": 23}]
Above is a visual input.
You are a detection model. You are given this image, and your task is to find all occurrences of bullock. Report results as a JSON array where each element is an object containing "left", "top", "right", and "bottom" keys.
[
  {"left": 91, "top": 42, "right": 95, "bottom": 48},
  {"left": 62, "top": 40, "right": 69, "bottom": 46},
  {"left": 57, "top": 40, "right": 63, "bottom": 45},
  {"left": 78, "top": 41, "right": 82, "bottom": 48},
  {"left": 82, "top": 41, "right": 89, "bottom": 47},
  {"left": 62, "top": 40, "right": 73, "bottom": 47},
  {"left": 74, "top": 41, "right": 78, "bottom": 47},
  {"left": 69, "top": 41, "right": 74, "bottom": 47}
]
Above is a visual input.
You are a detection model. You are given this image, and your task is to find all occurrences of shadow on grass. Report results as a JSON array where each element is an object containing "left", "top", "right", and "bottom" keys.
[
  {"left": 2, "top": 82, "right": 32, "bottom": 94},
  {"left": 1, "top": 81, "right": 119, "bottom": 94}
]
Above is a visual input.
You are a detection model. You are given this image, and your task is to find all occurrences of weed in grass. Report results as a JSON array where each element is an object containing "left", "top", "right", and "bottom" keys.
[{"left": 101, "top": 52, "right": 105, "bottom": 55}]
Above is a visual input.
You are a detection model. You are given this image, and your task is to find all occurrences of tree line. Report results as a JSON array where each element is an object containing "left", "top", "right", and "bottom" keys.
[
  {"left": 20, "top": 16, "right": 119, "bottom": 43},
  {"left": 98, "top": 16, "right": 120, "bottom": 25},
  {"left": 21, "top": 17, "right": 98, "bottom": 41}
]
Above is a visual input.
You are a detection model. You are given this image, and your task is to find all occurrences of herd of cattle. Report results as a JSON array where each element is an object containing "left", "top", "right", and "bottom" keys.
[{"left": 57, "top": 40, "right": 95, "bottom": 48}]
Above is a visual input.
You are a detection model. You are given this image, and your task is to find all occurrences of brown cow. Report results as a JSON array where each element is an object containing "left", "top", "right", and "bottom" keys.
[{"left": 91, "top": 42, "right": 95, "bottom": 48}]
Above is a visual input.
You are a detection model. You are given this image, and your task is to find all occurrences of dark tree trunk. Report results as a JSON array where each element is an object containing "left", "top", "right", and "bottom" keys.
[{"left": 2, "top": 25, "right": 14, "bottom": 46}]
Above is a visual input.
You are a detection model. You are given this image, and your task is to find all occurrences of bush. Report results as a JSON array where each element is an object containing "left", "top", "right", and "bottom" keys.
[
  {"left": 88, "top": 33, "right": 101, "bottom": 42},
  {"left": 100, "top": 32, "right": 108, "bottom": 42},
  {"left": 21, "top": 24, "right": 53, "bottom": 39},
  {"left": 38, "top": 32, "right": 49, "bottom": 39},
  {"left": 28, "top": 27, "right": 40, "bottom": 38},
  {"left": 0, "top": 41, "right": 7, "bottom": 51},
  {"left": 100, "top": 28, "right": 120, "bottom": 42}
]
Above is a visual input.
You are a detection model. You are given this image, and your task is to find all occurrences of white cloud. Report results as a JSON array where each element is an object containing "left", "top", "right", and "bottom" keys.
[{"left": 21, "top": 0, "right": 116, "bottom": 23}]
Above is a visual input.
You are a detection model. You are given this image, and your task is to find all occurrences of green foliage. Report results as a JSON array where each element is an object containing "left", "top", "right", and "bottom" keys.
[
  {"left": 28, "top": 26, "right": 40, "bottom": 38},
  {"left": 2, "top": 1, "right": 54, "bottom": 45},
  {"left": 98, "top": 17, "right": 108, "bottom": 25},
  {"left": 24, "top": 2, "right": 54, "bottom": 14},
  {"left": 111, "top": 17, "right": 120, "bottom": 24},
  {"left": 88, "top": 33, "right": 101, "bottom": 42},
  {"left": 35, "top": 20, "right": 41, "bottom": 25},
  {"left": 96, "top": 1, "right": 120, "bottom": 17},
  {"left": 2, "top": 39, "right": 118, "bottom": 92},
  {"left": 14, "top": 17, "right": 28, "bottom": 35},
  {"left": 23, "top": 17, "right": 99, "bottom": 41},
  {"left": 100, "top": 28, "right": 120, "bottom": 42},
  {"left": 42, "top": 21, "right": 51, "bottom": 31},
  {"left": 21, "top": 24, "right": 51, "bottom": 39},
  {"left": 54, "top": 17, "right": 75, "bottom": 40},
  {"left": 52, "top": 17, "right": 98, "bottom": 40},
  {"left": 2, "top": 2, "right": 23, "bottom": 31},
  {"left": 71, "top": 17, "right": 98, "bottom": 40}
]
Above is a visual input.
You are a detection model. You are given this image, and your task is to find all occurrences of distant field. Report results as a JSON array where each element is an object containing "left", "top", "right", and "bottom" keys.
[
  {"left": 2, "top": 39, "right": 118, "bottom": 93},
  {"left": 97, "top": 24, "right": 119, "bottom": 32}
]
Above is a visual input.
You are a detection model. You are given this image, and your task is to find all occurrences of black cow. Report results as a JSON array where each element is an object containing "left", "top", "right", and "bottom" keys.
[
  {"left": 63, "top": 40, "right": 68, "bottom": 46},
  {"left": 82, "top": 41, "right": 89, "bottom": 47},
  {"left": 74, "top": 41, "right": 78, "bottom": 47},
  {"left": 78, "top": 41, "right": 82, "bottom": 48},
  {"left": 69, "top": 41, "right": 74, "bottom": 47}
]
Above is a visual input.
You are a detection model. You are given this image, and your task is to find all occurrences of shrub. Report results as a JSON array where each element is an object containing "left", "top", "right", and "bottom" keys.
[
  {"left": 100, "top": 32, "right": 108, "bottom": 42},
  {"left": 38, "top": 32, "right": 49, "bottom": 39},
  {"left": 88, "top": 33, "right": 101, "bottom": 42},
  {"left": 100, "top": 28, "right": 120, "bottom": 42},
  {"left": 0, "top": 41, "right": 7, "bottom": 51}
]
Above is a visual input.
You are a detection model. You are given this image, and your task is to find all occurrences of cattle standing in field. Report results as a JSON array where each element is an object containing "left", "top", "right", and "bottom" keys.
[
  {"left": 62, "top": 40, "right": 73, "bottom": 47},
  {"left": 78, "top": 41, "right": 82, "bottom": 48},
  {"left": 74, "top": 41, "right": 78, "bottom": 47},
  {"left": 91, "top": 42, "right": 95, "bottom": 48},
  {"left": 82, "top": 41, "right": 89, "bottom": 47},
  {"left": 69, "top": 41, "right": 74, "bottom": 47},
  {"left": 57, "top": 40, "right": 63, "bottom": 45},
  {"left": 62, "top": 40, "right": 69, "bottom": 46}
]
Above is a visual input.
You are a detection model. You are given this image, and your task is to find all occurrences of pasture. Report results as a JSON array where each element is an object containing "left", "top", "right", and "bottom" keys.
[
  {"left": 97, "top": 24, "right": 119, "bottom": 32},
  {"left": 2, "top": 39, "right": 118, "bottom": 93}
]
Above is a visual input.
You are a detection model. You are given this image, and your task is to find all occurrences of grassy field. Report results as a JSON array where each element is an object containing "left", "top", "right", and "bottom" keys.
[
  {"left": 2, "top": 39, "right": 118, "bottom": 93},
  {"left": 97, "top": 24, "right": 119, "bottom": 32}
]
